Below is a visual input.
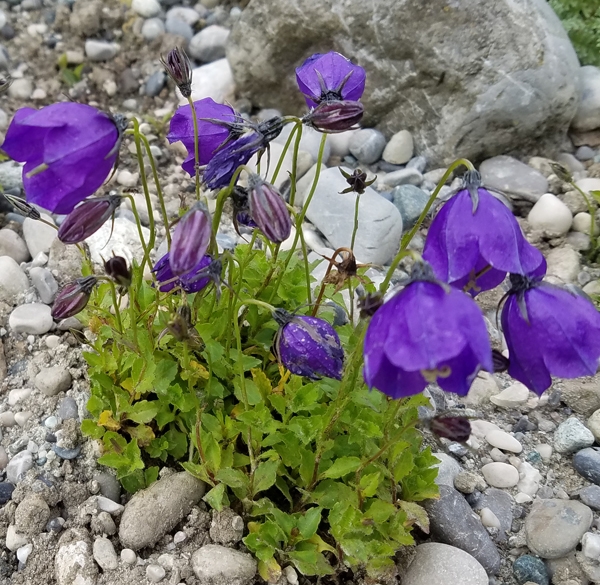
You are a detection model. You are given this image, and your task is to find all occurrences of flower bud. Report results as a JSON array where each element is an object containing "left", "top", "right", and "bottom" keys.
[
  {"left": 3, "top": 193, "right": 41, "bottom": 220},
  {"left": 303, "top": 100, "right": 363, "bottom": 133},
  {"left": 169, "top": 203, "right": 212, "bottom": 275},
  {"left": 51, "top": 276, "right": 97, "bottom": 319},
  {"left": 161, "top": 47, "right": 193, "bottom": 98},
  {"left": 104, "top": 256, "right": 131, "bottom": 288},
  {"left": 58, "top": 196, "right": 121, "bottom": 244},
  {"left": 248, "top": 176, "right": 291, "bottom": 244}
]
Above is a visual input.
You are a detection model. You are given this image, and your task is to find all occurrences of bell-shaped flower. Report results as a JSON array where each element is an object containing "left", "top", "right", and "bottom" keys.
[
  {"left": 57, "top": 195, "right": 121, "bottom": 244},
  {"left": 248, "top": 175, "right": 291, "bottom": 243},
  {"left": 153, "top": 252, "right": 216, "bottom": 294},
  {"left": 273, "top": 310, "right": 344, "bottom": 380},
  {"left": 2, "top": 103, "right": 123, "bottom": 214},
  {"left": 167, "top": 97, "right": 240, "bottom": 177},
  {"left": 296, "top": 51, "right": 366, "bottom": 108},
  {"left": 169, "top": 203, "right": 212, "bottom": 276},
  {"left": 423, "top": 171, "right": 545, "bottom": 295},
  {"left": 51, "top": 276, "right": 97, "bottom": 319},
  {"left": 501, "top": 273, "right": 600, "bottom": 395},
  {"left": 303, "top": 100, "right": 364, "bottom": 133},
  {"left": 364, "top": 263, "right": 493, "bottom": 398}
]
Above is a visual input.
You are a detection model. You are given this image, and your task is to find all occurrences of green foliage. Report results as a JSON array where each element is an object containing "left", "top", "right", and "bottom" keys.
[
  {"left": 550, "top": 0, "right": 600, "bottom": 66},
  {"left": 82, "top": 244, "right": 438, "bottom": 580},
  {"left": 56, "top": 53, "right": 85, "bottom": 87}
]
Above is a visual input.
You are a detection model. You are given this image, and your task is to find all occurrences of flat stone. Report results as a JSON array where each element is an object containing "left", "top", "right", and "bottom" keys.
[
  {"left": 572, "top": 65, "right": 600, "bottom": 132},
  {"left": 490, "top": 383, "right": 529, "bottom": 408},
  {"left": 0, "top": 256, "right": 29, "bottom": 303},
  {"left": 391, "top": 185, "right": 429, "bottom": 229},
  {"left": 0, "top": 229, "right": 29, "bottom": 263},
  {"left": 85, "top": 40, "right": 120, "bottom": 62},
  {"left": 472, "top": 488, "right": 513, "bottom": 543},
  {"left": 188, "top": 25, "right": 230, "bottom": 62},
  {"left": 29, "top": 267, "right": 58, "bottom": 304},
  {"left": 481, "top": 462, "right": 519, "bottom": 488},
  {"left": 349, "top": 129, "right": 387, "bottom": 164},
  {"left": 525, "top": 499, "right": 592, "bottom": 559},
  {"left": 402, "top": 543, "right": 488, "bottom": 585},
  {"left": 131, "top": 0, "right": 161, "bottom": 18},
  {"left": 192, "top": 544, "right": 257, "bottom": 585},
  {"left": 554, "top": 417, "right": 595, "bottom": 454},
  {"left": 480, "top": 156, "right": 548, "bottom": 202},
  {"left": 22, "top": 216, "right": 56, "bottom": 258},
  {"left": 513, "top": 554, "right": 549, "bottom": 585},
  {"left": 424, "top": 485, "right": 501, "bottom": 574},
  {"left": 433, "top": 452, "right": 462, "bottom": 487},
  {"left": 35, "top": 366, "right": 72, "bottom": 397},
  {"left": 55, "top": 529, "right": 98, "bottom": 585},
  {"left": 382, "top": 130, "right": 414, "bottom": 165},
  {"left": 119, "top": 472, "right": 205, "bottom": 550},
  {"left": 93, "top": 537, "right": 118, "bottom": 571},
  {"left": 561, "top": 378, "right": 600, "bottom": 416},
  {"left": 9, "top": 304, "right": 53, "bottom": 335},
  {"left": 579, "top": 485, "right": 600, "bottom": 510},
  {"left": 527, "top": 193, "right": 572, "bottom": 236},
  {"left": 573, "top": 447, "right": 600, "bottom": 485},
  {"left": 486, "top": 430, "right": 523, "bottom": 453}
]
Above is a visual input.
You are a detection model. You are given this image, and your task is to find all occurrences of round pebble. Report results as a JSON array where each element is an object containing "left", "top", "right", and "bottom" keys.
[
  {"left": 93, "top": 537, "right": 118, "bottom": 571},
  {"left": 382, "top": 129, "right": 414, "bottom": 165},
  {"left": 490, "top": 383, "right": 529, "bottom": 408},
  {"left": 349, "top": 129, "right": 387, "bottom": 164},
  {"left": 574, "top": 447, "right": 600, "bottom": 484},
  {"left": 16, "top": 544, "right": 33, "bottom": 565},
  {"left": 141, "top": 17, "right": 165, "bottom": 41},
  {"left": 554, "top": 417, "right": 595, "bottom": 454},
  {"left": 528, "top": 193, "right": 573, "bottom": 236},
  {"left": 0, "top": 257, "right": 29, "bottom": 303},
  {"left": 146, "top": 564, "right": 166, "bottom": 583},
  {"left": 6, "top": 451, "right": 33, "bottom": 484},
  {"left": 132, "top": 0, "right": 161, "bottom": 18},
  {"left": 121, "top": 548, "right": 137, "bottom": 564},
  {"left": 572, "top": 212, "right": 597, "bottom": 234},
  {"left": 58, "top": 397, "right": 79, "bottom": 420},
  {"left": 9, "top": 304, "right": 53, "bottom": 335},
  {"left": 582, "top": 532, "right": 600, "bottom": 560},
  {"left": 480, "top": 507, "right": 501, "bottom": 529},
  {"left": 481, "top": 462, "right": 519, "bottom": 488},
  {"left": 486, "top": 430, "right": 523, "bottom": 453},
  {"left": 513, "top": 555, "right": 549, "bottom": 585}
]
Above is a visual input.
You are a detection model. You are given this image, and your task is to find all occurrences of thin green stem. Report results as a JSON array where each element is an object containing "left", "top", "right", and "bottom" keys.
[
  {"left": 107, "top": 281, "right": 123, "bottom": 334},
  {"left": 186, "top": 96, "right": 201, "bottom": 200},
  {"left": 350, "top": 193, "right": 361, "bottom": 251},
  {"left": 122, "top": 194, "right": 151, "bottom": 265},
  {"left": 287, "top": 123, "right": 304, "bottom": 208},
  {"left": 270, "top": 121, "right": 301, "bottom": 186}
]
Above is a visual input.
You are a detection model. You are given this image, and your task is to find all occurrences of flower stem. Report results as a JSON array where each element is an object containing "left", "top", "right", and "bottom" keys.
[
  {"left": 186, "top": 96, "right": 202, "bottom": 201},
  {"left": 350, "top": 192, "right": 361, "bottom": 252},
  {"left": 106, "top": 280, "right": 123, "bottom": 334},
  {"left": 380, "top": 157, "right": 475, "bottom": 293},
  {"left": 121, "top": 193, "right": 151, "bottom": 266},
  {"left": 270, "top": 120, "right": 301, "bottom": 186}
]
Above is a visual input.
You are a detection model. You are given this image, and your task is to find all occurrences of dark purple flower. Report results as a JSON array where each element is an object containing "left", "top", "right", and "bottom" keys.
[
  {"left": 273, "top": 310, "right": 344, "bottom": 380},
  {"left": 429, "top": 415, "right": 472, "bottom": 442},
  {"left": 167, "top": 98, "right": 240, "bottom": 177},
  {"left": 296, "top": 52, "right": 366, "bottom": 108},
  {"left": 169, "top": 203, "right": 212, "bottom": 275},
  {"left": 51, "top": 276, "right": 97, "bottom": 319},
  {"left": 203, "top": 133, "right": 259, "bottom": 190},
  {"left": 248, "top": 175, "right": 291, "bottom": 243},
  {"left": 303, "top": 100, "right": 364, "bottom": 133},
  {"left": 364, "top": 263, "right": 493, "bottom": 398},
  {"left": 104, "top": 256, "right": 131, "bottom": 288},
  {"left": 153, "top": 252, "right": 215, "bottom": 294},
  {"left": 501, "top": 274, "right": 600, "bottom": 395},
  {"left": 2, "top": 103, "right": 122, "bottom": 214},
  {"left": 57, "top": 195, "right": 121, "bottom": 244},
  {"left": 423, "top": 171, "right": 545, "bottom": 296},
  {"left": 153, "top": 252, "right": 178, "bottom": 292},
  {"left": 161, "top": 47, "right": 193, "bottom": 98}
]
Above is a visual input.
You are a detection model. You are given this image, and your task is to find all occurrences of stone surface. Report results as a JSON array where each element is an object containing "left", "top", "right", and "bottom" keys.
[
  {"left": 513, "top": 555, "right": 550, "bottom": 585},
  {"left": 55, "top": 529, "right": 98, "bottom": 585},
  {"left": 525, "top": 499, "right": 593, "bottom": 559},
  {"left": 22, "top": 216, "right": 56, "bottom": 258},
  {"left": 554, "top": 417, "right": 595, "bottom": 454},
  {"left": 573, "top": 66, "right": 600, "bottom": 132},
  {"left": 472, "top": 488, "right": 513, "bottom": 543},
  {"left": 424, "top": 485, "right": 501, "bottom": 574},
  {"left": 14, "top": 494, "right": 50, "bottom": 535},
  {"left": 210, "top": 508, "right": 244, "bottom": 545},
  {"left": 131, "top": 0, "right": 161, "bottom": 18},
  {"left": 141, "top": 18, "right": 165, "bottom": 41},
  {"left": 349, "top": 129, "right": 387, "bottom": 164},
  {"left": 0, "top": 229, "right": 29, "bottom": 263},
  {"left": 35, "top": 366, "right": 72, "bottom": 397},
  {"left": 382, "top": 130, "right": 414, "bottom": 165},
  {"left": 527, "top": 193, "right": 573, "bottom": 236},
  {"left": 490, "top": 383, "right": 529, "bottom": 408},
  {"left": 119, "top": 472, "right": 205, "bottom": 550},
  {"left": 29, "top": 267, "right": 58, "bottom": 304},
  {"left": 578, "top": 485, "right": 600, "bottom": 510},
  {"left": 573, "top": 447, "right": 600, "bottom": 485},
  {"left": 84, "top": 40, "right": 120, "bottom": 62},
  {"left": 9, "top": 304, "right": 53, "bottom": 335},
  {"left": 479, "top": 156, "right": 548, "bottom": 203},
  {"left": 92, "top": 537, "right": 118, "bottom": 570},
  {"left": 0, "top": 256, "right": 29, "bottom": 304},
  {"left": 433, "top": 452, "right": 462, "bottom": 487},
  {"left": 562, "top": 378, "right": 600, "bottom": 415},
  {"left": 192, "top": 544, "right": 257, "bottom": 585},
  {"left": 391, "top": 185, "right": 429, "bottom": 229},
  {"left": 402, "top": 543, "right": 488, "bottom": 585},
  {"left": 227, "top": 0, "right": 579, "bottom": 165},
  {"left": 86, "top": 218, "right": 150, "bottom": 268},
  {"left": 180, "top": 59, "right": 235, "bottom": 104},
  {"left": 296, "top": 166, "right": 403, "bottom": 264},
  {"left": 546, "top": 247, "right": 580, "bottom": 283},
  {"left": 485, "top": 430, "right": 523, "bottom": 453},
  {"left": 481, "top": 462, "right": 519, "bottom": 488},
  {"left": 6, "top": 451, "right": 33, "bottom": 484}
]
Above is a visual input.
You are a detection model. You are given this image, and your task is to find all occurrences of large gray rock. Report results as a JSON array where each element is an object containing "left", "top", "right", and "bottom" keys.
[
  {"left": 118, "top": 472, "right": 205, "bottom": 551},
  {"left": 296, "top": 166, "right": 403, "bottom": 264},
  {"left": 572, "top": 66, "right": 600, "bottom": 132},
  {"left": 227, "top": 0, "right": 579, "bottom": 165}
]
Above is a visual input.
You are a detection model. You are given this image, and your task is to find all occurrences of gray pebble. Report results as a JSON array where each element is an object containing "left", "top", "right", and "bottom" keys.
[
  {"left": 192, "top": 544, "right": 257, "bottom": 583},
  {"left": 578, "top": 485, "right": 600, "bottom": 510},
  {"left": 380, "top": 168, "right": 423, "bottom": 188},
  {"left": 166, "top": 6, "right": 199, "bottom": 25},
  {"left": 406, "top": 155, "right": 427, "bottom": 172},
  {"left": 349, "top": 129, "right": 386, "bottom": 164},
  {"left": 85, "top": 40, "right": 120, "bottom": 62},
  {"left": 29, "top": 267, "right": 58, "bottom": 304},
  {"left": 392, "top": 184, "right": 429, "bottom": 229},
  {"left": 9, "top": 303, "right": 53, "bottom": 335},
  {"left": 165, "top": 17, "right": 193, "bottom": 41},
  {"left": 93, "top": 537, "right": 118, "bottom": 571},
  {"left": 58, "top": 397, "right": 79, "bottom": 420},
  {"left": 188, "top": 25, "right": 230, "bottom": 62},
  {"left": 0, "top": 482, "right": 15, "bottom": 505},
  {"left": 145, "top": 71, "right": 167, "bottom": 97},
  {"left": 6, "top": 451, "right": 33, "bottom": 484},
  {"left": 0, "top": 229, "right": 30, "bottom": 263},
  {"left": 52, "top": 445, "right": 81, "bottom": 460},
  {"left": 554, "top": 417, "right": 595, "bottom": 454},
  {"left": 146, "top": 564, "right": 166, "bottom": 583},
  {"left": 141, "top": 17, "right": 165, "bottom": 41},
  {"left": 93, "top": 471, "right": 121, "bottom": 503},
  {"left": 0, "top": 257, "right": 29, "bottom": 304},
  {"left": 35, "top": 366, "right": 72, "bottom": 396},
  {"left": 576, "top": 146, "right": 596, "bottom": 161}
]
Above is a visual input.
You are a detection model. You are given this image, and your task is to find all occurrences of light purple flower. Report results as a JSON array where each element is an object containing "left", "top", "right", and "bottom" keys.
[
  {"left": 364, "top": 264, "right": 493, "bottom": 398},
  {"left": 248, "top": 175, "right": 291, "bottom": 243},
  {"left": 2, "top": 103, "right": 122, "bottom": 214},
  {"left": 153, "top": 251, "right": 214, "bottom": 294},
  {"left": 501, "top": 273, "right": 600, "bottom": 394},
  {"left": 273, "top": 310, "right": 344, "bottom": 380},
  {"left": 203, "top": 132, "right": 258, "bottom": 190},
  {"left": 169, "top": 203, "right": 212, "bottom": 276},
  {"left": 296, "top": 52, "right": 366, "bottom": 108},
  {"left": 423, "top": 171, "right": 545, "bottom": 296}
]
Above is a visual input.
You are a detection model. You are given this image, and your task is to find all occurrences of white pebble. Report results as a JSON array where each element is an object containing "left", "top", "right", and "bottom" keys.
[
  {"left": 146, "top": 564, "right": 166, "bottom": 583},
  {"left": 469, "top": 420, "right": 501, "bottom": 439},
  {"left": 0, "top": 412, "right": 16, "bottom": 427},
  {"left": 489, "top": 447, "right": 509, "bottom": 462},
  {"left": 15, "top": 411, "right": 33, "bottom": 427},
  {"left": 485, "top": 429, "right": 523, "bottom": 453},
  {"left": 572, "top": 212, "right": 598, "bottom": 234},
  {"left": 515, "top": 492, "right": 533, "bottom": 504},
  {"left": 173, "top": 531, "right": 186, "bottom": 544},
  {"left": 44, "top": 416, "right": 59, "bottom": 429},
  {"left": 8, "top": 388, "right": 32, "bottom": 407},
  {"left": 528, "top": 193, "right": 573, "bottom": 236},
  {"left": 480, "top": 508, "right": 501, "bottom": 529},
  {"left": 481, "top": 462, "right": 519, "bottom": 488},
  {"left": 535, "top": 443, "right": 553, "bottom": 462},
  {"left": 582, "top": 532, "right": 600, "bottom": 560},
  {"left": 16, "top": 543, "right": 33, "bottom": 564},
  {"left": 121, "top": 548, "right": 137, "bottom": 564},
  {"left": 490, "top": 383, "right": 529, "bottom": 408}
]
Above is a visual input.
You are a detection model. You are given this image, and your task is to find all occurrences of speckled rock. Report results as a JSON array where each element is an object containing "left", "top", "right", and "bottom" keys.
[
  {"left": 192, "top": 544, "right": 257, "bottom": 585},
  {"left": 554, "top": 417, "right": 595, "bottom": 454}
]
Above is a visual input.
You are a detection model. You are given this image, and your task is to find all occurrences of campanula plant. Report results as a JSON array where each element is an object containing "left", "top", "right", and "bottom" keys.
[{"left": 3, "top": 46, "right": 600, "bottom": 583}]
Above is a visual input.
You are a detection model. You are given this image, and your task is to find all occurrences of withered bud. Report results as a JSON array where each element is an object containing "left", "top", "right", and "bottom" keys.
[
  {"left": 3, "top": 193, "right": 41, "bottom": 220},
  {"left": 104, "top": 256, "right": 131, "bottom": 288},
  {"left": 339, "top": 168, "right": 376, "bottom": 195},
  {"left": 302, "top": 100, "right": 363, "bottom": 133},
  {"left": 550, "top": 162, "right": 573, "bottom": 184},
  {"left": 51, "top": 276, "right": 97, "bottom": 320},
  {"left": 161, "top": 47, "right": 193, "bottom": 98}
]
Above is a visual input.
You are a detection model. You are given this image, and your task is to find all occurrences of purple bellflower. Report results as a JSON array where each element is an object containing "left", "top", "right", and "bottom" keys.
[
  {"left": 167, "top": 97, "right": 240, "bottom": 177},
  {"left": 169, "top": 203, "right": 212, "bottom": 276},
  {"left": 57, "top": 195, "right": 121, "bottom": 244},
  {"left": 2, "top": 103, "right": 124, "bottom": 215},
  {"left": 423, "top": 171, "right": 545, "bottom": 296},
  {"left": 153, "top": 252, "right": 215, "bottom": 294},
  {"left": 296, "top": 52, "right": 366, "bottom": 108},
  {"left": 273, "top": 309, "right": 344, "bottom": 380},
  {"left": 363, "top": 262, "right": 493, "bottom": 398},
  {"left": 161, "top": 47, "right": 193, "bottom": 98},
  {"left": 248, "top": 175, "right": 291, "bottom": 243},
  {"left": 501, "top": 273, "right": 600, "bottom": 395},
  {"left": 303, "top": 100, "right": 364, "bottom": 133},
  {"left": 51, "top": 276, "right": 97, "bottom": 319}
]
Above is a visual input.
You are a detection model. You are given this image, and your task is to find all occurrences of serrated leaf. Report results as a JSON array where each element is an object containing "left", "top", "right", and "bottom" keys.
[
  {"left": 216, "top": 468, "right": 249, "bottom": 490},
  {"left": 258, "top": 557, "right": 282, "bottom": 583},
  {"left": 81, "top": 419, "right": 105, "bottom": 439},
  {"left": 399, "top": 501, "right": 430, "bottom": 534},
  {"left": 125, "top": 400, "right": 159, "bottom": 424},
  {"left": 153, "top": 359, "right": 178, "bottom": 394},
  {"left": 253, "top": 460, "right": 279, "bottom": 496},
  {"left": 359, "top": 472, "right": 380, "bottom": 498},
  {"left": 320, "top": 456, "right": 361, "bottom": 480},
  {"left": 98, "top": 410, "right": 121, "bottom": 431},
  {"left": 297, "top": 507, "right": 322, "bottom": 539}
]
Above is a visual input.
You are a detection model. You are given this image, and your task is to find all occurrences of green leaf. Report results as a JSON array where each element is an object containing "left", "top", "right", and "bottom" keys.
[
  {"left": 216, "top": 468, "right": 249, "bottom": 490},
  {"left": 399, "top": 501, "right": 430, "bottom": 534},
  {"left": 252, "top": 460, "right": 279, "bottom": 496},
  {"left": 359, "top": 472, "right": 381, "bottom": 498},
  {"left": 288, "top": 550, "right": 334, "bottom": 576},
  {"left": 257, "top": 557, "right": 282, "bottom": 583},
  {"left": 297, "top": 507, "right": 322, "bottom": 539},
  {"left": 320, "top": 456, "right": 362, "bottom": 480},
  {"left": 144, "top": 466, "right": 159, "bottom": 486},
  {"left": 203, "top": 483, "right": 229, "bottom": 511},
  {"left": 81, "top": 419, "right": 105, "bottom": 439},
  {"left": 164, "top": 428, "right": 187, "bottom": 460},
  {"left": 125, "top": 400, "right": 159, "bottom": 424},
  {"left": 364, "top": 500, "right": 396, "bottom": 523},
  {"left": 153, "top": 359, "right": 178, "bottom": 394}
]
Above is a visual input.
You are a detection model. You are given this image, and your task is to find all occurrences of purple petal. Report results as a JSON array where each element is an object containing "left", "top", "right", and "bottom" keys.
[{"left": 363, "top": 353, "right": 427, "bottom": 398}]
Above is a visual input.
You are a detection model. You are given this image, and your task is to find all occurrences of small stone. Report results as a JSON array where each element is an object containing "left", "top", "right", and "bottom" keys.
[
  {"left": 6, "top": 451, "right": 33, "bottom": 484},
  {"left": 165, "top": 17, "right": 194, "bottom": 40},
  {"left": 485, "top": 430, "right": 523, "bottom": 453},
  {"left": 131, "top": 0, "right": 161, "bottom": 18},
  {"left": 0, "top": 256, "right": 29, "bottom": 303},
  {"left": 349, "top": 129, "right": 387, "bottom": 164},
  {"left": 141, "top": 18, "right": 165, "bottom": 41},
  {"left": 0, "top": 447, "right": 7, "bottom": 470},
  {"left": 45, "top": 416, "right": 59, "bottom": 429},
  {"left": 121, "top": 548, "right": 136, "bottom": 564},
  {"left": 481, "top": 462, "right": 519, "bottom": 488},
  {"left": 192, "top": 544, "right": 257, "bottom": 584},
  {"left": 15, "top": 495, "right": 50, "bottom": 535},
  {"left": 55, "top": 530, "right": 98, "bottom": 585},
  {"left": 454, "top": 471, "right": 486, "bottom": 494},
  {"left": 554, "top": 417, "right": 595, "bottom": 454},
  {"left": 513, "top": 555, "right": 549, "bottom": 585},
  {"left": 470, "top": 420, "right": 501, "bottom": 439},
  {"left": 391, "top": 184, "right": 429, "bottom": 229},
  {"left": 0, "top": 482, "right": 14, "bottom": 505},
  {"left": 85, "top": 40, "right": 120, "bottom": 62},
  {"left": 516, "top": 461, "right": 541, "bottom": 499},
  {"left": 480, "top": 507, "right": 501, "bottom": 529},
  {"left": 58, "top": 398, "right": 79, "bottom": 420},
  {"left": 23, "top": 216, "right": 56, "bottom": 258},
  {"left": 188, "top": 25, "right": 230, "bottom": 62},
  {"left": 579, "top": 485, "right": 600, "bottom": 510},
  {"left": 29, "top": 267, "right": 58, "bottom": 304},
  {"left": 546, "top": 246, "right": 581, "bottom": 283},
  {"left": 379, "top": 168, "right": 423, "bottom": 188},
  {"left": 490, "top": 383, "right": 529, "bottom": 408},
  {"left": 490, "top": 448, "right": 508, "bottom": 462},
  {"left": 576, "top": 145, "right": 596, "bottom": 161},
  {"left": 0, "top": 229, "right": 29, "bottom": 263},
  {"left": 527, "top": 193, "right": 573, "bottom": 236},
  {"left": 166, "top": 6, "right": 200, "bottom": 25},
  {"left": 572, "top": 212, "right": 597, "bottom": 234},
  {"left": 401, "top": 543, "right": 488, "bottom": 585},
  {"left": 535, "top": 444, "right": 552, "bottom": 462},
  {"left": 173, "top": 531, "right": 186, "bottom": 545},
  {"left": 146, "top": 564, "right": 166, "bottom": 582},
  {"left": 382, "top": 130, "right": 414, "bottom": 165},
  {"left": 283, "top": 565, "right": 299, "bottom": 585},
  {"left": 116, "top": 170, "right": 139, "bottom": 188},
  {"left": 479, "top": 156, "right": 548, "bottom": 202},
  {"left": 145, "top": 71, "right": 167, "bottom": 98},
  {"left": 6, "top": 525, "right": 28, "bottom": 552},
  {"left": 52, "top": 445, "right": 81, "bottom": 460},
  {"left": 185, "top": 59, "right": 235, "bottom": 104},
  {"left": 0, "top": 412, "right": 15, "bottom": 427},
  {"left": 93, "top": 537, "right": 118, "bottom": 571},
  {"left": 8, "top": 388, "right": 32, "bottom": 407},
  {"left": 8, "top": 79, "right": 33, "bottom": 100},
  {"left": 93, "top": 472, "right": 121, "bottom": 503},
  {"left": 210, "top": 508, "right": 244, "bottom": 544},
  {"left": 574, "top": 447, "right": 600, "bottom": 485},
  {"left": 572, "top": 66, "right": 600, "bottom": 132},
  {"left": 9, "top": 304, "right": 53, "bottom": 335},
  {"left": 92, "top": 512, "right": 116, "bottom": 536},
  {"left": 433, "top": 452, "right": 462, "bottom": 487},
  {"left": 526, "top": 499, "right": 592, "bottom": 559},
  {"left": 16, "top": 543, "right": 33, "bottom": 565},
  {"left": 35, "top": 366, "right": 72, "bottom": 397},
  {"left": 582, "top": 532, "right": 600, "bottom": 560},
  {"left": 45, "top": 335, "right": 61, "bottom": 349}
]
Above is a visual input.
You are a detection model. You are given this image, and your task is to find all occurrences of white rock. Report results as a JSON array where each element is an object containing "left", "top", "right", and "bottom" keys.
[
  {"left": 180, "top": 59, "right": 235, "bottom": 104},
  {"left": 17, "top": 543, "right": 33, "bottom": 565},
  {"left": 192, "top": 544, "right": 257, "bottom": 584},
  {"left": 582, "top": 532, "right": 600, "bottom": 560},
  {"left": 481, "top": 462, "right": 519, "bottom": 488},
  {"left": 0, "top": 256, "right": 29, "bottom": 303},
  {"left": 8, "top": 79, "right": 33, "bottom": 100},
  {"left": 116, "top": 170, "right": 139, "bottom": 188},
  {"left": 93, "top": 537, "right": 118, "bottom": 571},
  {"left": 485, "top": 430, "right": 523, "bottom": 453},
  {"left": 527, "top": 193, "right": 573, "bottom": 236},
  {"left": 572, "top": 66, "right": 600, "bottom": 132},
  {"left": 146, "top": 564, "right": 166, "bottom": 583},
  {"left": 35, "top": 366, "right": 72, "bottom": 396},
  {"left": 141, "top": 17, "right": 165, "bottom": 41},
  {"left": 15, "top": 411, "right": 33, "bottom": 426},
  {"left": 515, "top": 493, "right": 533, "bottom": 504},
  {"left": 6, "top": 525, "right": 29, "bottom": 552},
  {"left": 55, "top": 532, "right": 98, "bottom": 585},
  {"left": 9, "top": 304, "right": 53, "bottom": 335},
  {"left": 489, "top": 448, "right": 508, "bottom": 462},
  {"left": 23, "top": 215, "right": 57, "bottom": 257},
  {"left": 489, "top": 383, "right": 529, "bottom": 408},
  {"left": 85, "top": 218, "right": 150, "bottom": 269},
  {"left": 8, "top": 388, "right": 32, "bottom": 407},
  {"left": 327, "top": 130, "right": 356, "bottom": 158},
  {"left": 131, "top": 0, "right": 161, "bottom": 18},
  {"left": 535, "top": 443, "right": 553, "bottom": 462},
  {"left": 244, "top": 142, "right": 312, "bottom": 190},
  {"left": 273, "top": 124, "right": 331, "bottom": 163},
  {"left": 382, "top": 130, "right": 414, "bottom": 165},
  {"left": 0, "top": 447, "right": 8, "bottom": 470},
  {"left": 85, "top": 40, "right": 120, "bottom": 62},
  {"left": 464, "top": 372, "right": 500, "bottom": 405},
  {"left": 517, "top": 461, "right": 542, "bottom": 497},
  {"left": 121, "top": 548, "right": 137, "bottom": 564},
  {"left": 166, "top": 6, "right": 200, "bottom": 25},
  {"left": 546, "top": 246, "right": 580, "bottom": 283},
  {"left": 572, "top": 212, "right": 598, "bottom": 234},
  {"left": 480, "top": 508, "right": 501, "bottom": 529},
  {"left": 0, "top": 412, "right": 16, "bottom": 427},
  {"left": 470, "top": 420, "right": 501, "bottom": 439},
  {"left": 0, "top": 229, "right": 30, "bottom": 263},
  {"left": 96, "top": 496, "right": 124, "bottom": 515}
]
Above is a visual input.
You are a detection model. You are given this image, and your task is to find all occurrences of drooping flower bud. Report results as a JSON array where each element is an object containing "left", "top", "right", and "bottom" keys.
[
  {"left": 248, "top": 175, "right": 291, "bottom": 244},
  {"left": 303, "top": 100, "right": 363, "bottom": 133},
  {"left": 2, "top": 193, "right": 41, "bottom": 220},
  {"left": 169, "top": 203, "right": 212, "bottom": 275},
  {"left": 273, "top": 310, "right": 344, "bottom": 380},
  {"left": 161, "top": 47, "right": 193, "bottom": 98},
  {"left": 58, "top": 196, "right": 121, "bottom": 244},
  {"left": 51, "top": 276, "right": 97, "bottom": 319},
  {"left": 339, "top": 168, "right": 376, "bottom": 194},
  {"left": 428, "top": 415, "right": 472, "bottom": 442},
  {"left": 104, "top": 256, "right": 131, "bottom": 288}
]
